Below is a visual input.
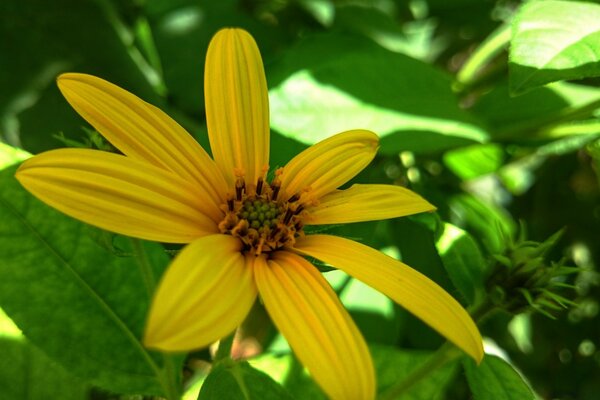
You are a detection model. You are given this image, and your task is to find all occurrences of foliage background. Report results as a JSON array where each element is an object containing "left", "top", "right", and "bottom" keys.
[{"left": 1, "top": 0, "right": 599, "bottom": 399}]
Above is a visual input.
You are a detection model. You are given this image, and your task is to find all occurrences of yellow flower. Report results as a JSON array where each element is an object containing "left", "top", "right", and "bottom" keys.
[{"left": 15, "top": 28, "right": 483, "bottom": 399}]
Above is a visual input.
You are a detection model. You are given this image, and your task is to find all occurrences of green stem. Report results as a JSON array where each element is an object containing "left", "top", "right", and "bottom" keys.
[
  {"left": 378, "top": 343, "right": 460, "bottom": 400},
  {"left": 455, "top": 23, "right": 511, "bottom": 89},
  {"left": 214, "top": 332, "right": 236, "bottom": 362}
]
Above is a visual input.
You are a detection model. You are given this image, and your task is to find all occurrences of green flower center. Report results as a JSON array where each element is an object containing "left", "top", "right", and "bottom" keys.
[{"left": 238, "top": 199, "right": 282, "bottom": 230}]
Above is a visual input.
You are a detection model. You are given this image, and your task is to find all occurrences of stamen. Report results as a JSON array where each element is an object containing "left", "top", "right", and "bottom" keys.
[
  {"left": 235, "top": 177, "right": 245, "bottom": 201},
  {"left": 271, "top": 183, "right": 280, "bottom": 201},
  {"left": 256, "top": 177, "right": 264, "bottom": 195}
]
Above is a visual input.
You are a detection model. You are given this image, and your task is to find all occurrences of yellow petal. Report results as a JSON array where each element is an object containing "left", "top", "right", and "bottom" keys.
[
  {"left": 294, "top": 235, "right": 484, "bottom": 362},
  {"left": 144, "top": 235, "right": 256, "bottom": 351},
  {"left": 254, "top": 251, "right": 375, "bottom": 400},
  {"left": 205, "top": 28, "right": 269, "bottom": 188},
  {"left": 305, "top": 184, "right": 436, "bottom": 225},
  {"left": 16, "top": 149, "right": 219, "bottom": 243},
  {"left": 279, "top": 130, "right": 378, "bottom": 202},
  {"left": 57, "top": 73, "right": 227, "bottom": 208}
]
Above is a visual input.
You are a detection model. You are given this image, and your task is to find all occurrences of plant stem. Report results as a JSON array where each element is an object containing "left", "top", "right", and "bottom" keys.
[
  {"left": 214, "top": 332, "right": 236, "bottom": 363},
  {"left": 379, "top": 343, "right": 460, "bottom": 400}
]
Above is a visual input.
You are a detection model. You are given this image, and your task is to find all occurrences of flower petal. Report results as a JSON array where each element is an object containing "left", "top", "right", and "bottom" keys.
[
  {"left": 205, "top": 28, "right": 269, "bottom": 188},
  {"left": 294, "top": 235, "right": 484, "bottom": 362},
  {"left": 144, "top": 235, "right": 256, "bottom": 351},
  {"left": 254, "top": 251, "right": 375, "bottom": 400},
  {"left": 57, "top": 73, "right": 227, "bottom": 208},
  {"left": 305, "top": 184, "right": 436, "bottom": 225},
  {"left": 16, "top": 149, "right": 219, "bottom": 243},
  {"left": 279, "top": 130, "right": 378, "bottom": 202}
]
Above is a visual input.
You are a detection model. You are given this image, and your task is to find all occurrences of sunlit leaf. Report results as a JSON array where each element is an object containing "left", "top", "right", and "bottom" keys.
[
  {"left": 0, "top": 143, "right": 30, "bottom": 169},
  {"left": 443, "top": 144, "right": 504, "bottom": 180},
  {"left": 269, "top": 33, "right": 488, "bottom": 155},
  {"left": 510, "top": 0, "right": 600, "bottom": 94}
]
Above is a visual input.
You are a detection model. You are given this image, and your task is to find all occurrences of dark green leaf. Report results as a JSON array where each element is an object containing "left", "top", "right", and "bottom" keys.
[
  {"left": 0, "top": 334, "right": 89, "bottom": 400},
  {"left": 0, "top": 165, "right": 177, "bottom": 395},
  {"left": 510, "top": 0, "right": 600, "bottom": 94},
  {"left": 0, "top": 0, "right": 160, "bottom": 153},
  {"left": 464, "top": 355, "right": 535, "bottom": 400},
  {"left": 199, "top": 361, "right": 295, "bottom": 400}
]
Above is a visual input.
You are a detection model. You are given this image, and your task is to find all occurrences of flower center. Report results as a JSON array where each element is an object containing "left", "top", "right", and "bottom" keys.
[{"left": 218, "top": 172, "right": 306, "bottom": 255}]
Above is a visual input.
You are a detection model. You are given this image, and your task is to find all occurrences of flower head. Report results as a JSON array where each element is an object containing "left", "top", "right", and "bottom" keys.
[{"left": 15, "top": 28, "right": 483, "bottom": 399}]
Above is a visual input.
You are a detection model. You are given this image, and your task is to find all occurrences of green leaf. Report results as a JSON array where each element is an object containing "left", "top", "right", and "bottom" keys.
[
  {"left": 436, "top": 223, "right": 487, "bottom": 305},
  {"left": 0, "top": 165, "right": 177, "bottom": 395},
  {"left": 199, "top": 361, "right": 295, "bottom": 400},
  {"left": 443, "top": 144, "right": 504, "bottom": 180},
  {"left": 464, "top": 355, "right": 535, "bottom": 400},
  {"left": 374, "top": 346, "right": 459, "bottom": 400},
  {"left": 0, "top": 335, "right": 89, "bottom": 399},
  {"left": 268, "top": 33, "right": 488, "bottom": 155},
  {"left": 448, "top": 194, "right": 516, "bottom": 254},
  {"left": 510, "top": 0, "right": 600, "bottom": 94}
]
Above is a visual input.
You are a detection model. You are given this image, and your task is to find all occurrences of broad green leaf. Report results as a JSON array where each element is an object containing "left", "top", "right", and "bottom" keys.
[
  {"left": 464, "top": 355, "right": 535, "bottom": 400},
  {"left": 374, "top": 346, "right": 459, "bottom": 400},
  {"left": 0, "top": 165, "right": 178, "bottom": 395},
  {"left": 443, "top": 144, "right": 504, "bottom": 180},
  {"left": 0, "top": 336, "right": 89, "bottom": 400},
  {"left": 510, "top": 0, "right": 600, "bottom": 94},
  {"left": 199, "top": 361, "right": 295, "bottom": 400},
  {"left": 268, "top": 33, "right": 488, "bottom": 155},
  {"left": 250, "top": 346, "right": 459, "bottom": 400},
  {"left": 436, "top": 223, "right": 487, "bottom": 305}
]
